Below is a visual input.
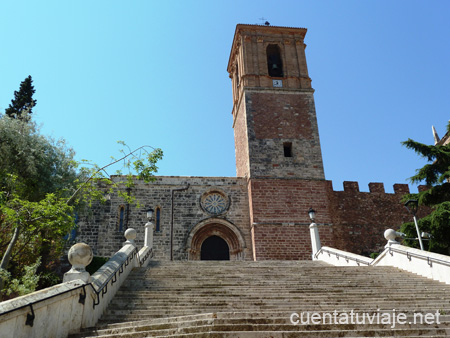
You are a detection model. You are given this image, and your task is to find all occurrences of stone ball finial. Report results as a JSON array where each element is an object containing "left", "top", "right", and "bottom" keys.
[
  {"left": 63, "top": 243, "right": 93, "bottom": 283},
  {"left": 67, "top": 242, "right": 93, "bottom": 268},
  {"left": 384, "top": 229, "right": 397, "bottom": 241},
  {"left": 125, "top": 228, "right": 137, "bottom": 241}
]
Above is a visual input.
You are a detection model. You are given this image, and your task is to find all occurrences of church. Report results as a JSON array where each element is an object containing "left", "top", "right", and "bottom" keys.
[{"left": 78, "top": 24, "right": 419, "bottom": 261}]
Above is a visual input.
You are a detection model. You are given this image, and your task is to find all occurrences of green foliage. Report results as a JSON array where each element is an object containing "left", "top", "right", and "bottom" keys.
[
  {"left": 72, "top": 142, "right": 163, "bottom": 208},
  {"left": 86, "top": 256, "right": 110, "bottom": 275},
  {"left": 0, "top": 258, "right": 40, "bottom": 298},
  {"left": 1, "top": 78, "right": 163, "bottom": 298},
  {"left": 4, "top": 76, "right": 36, "bottom": 122},
  {"left": 0, "top": 192, "right": 75, "bottom": 294},
  {"left": 369, "top": 252, "right": 380, "bottom": 259},
  {"left": 38, "top": 271, "right": 61, "bottom": 289},
  {"left": 0, "top": 118, "right": 78, "bottom": 202},
  {"left": 400, "top": 123, "right": 450, "bottom": 254}
]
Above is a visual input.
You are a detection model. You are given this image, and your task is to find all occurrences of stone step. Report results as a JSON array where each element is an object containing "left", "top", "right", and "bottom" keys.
[
  {"left": 100, "top": 306, "right": 450, "bottom": 321},
  {"left": 118, "top": 285, "right": 444, "bottom": 292},
  {"left": 70, "top": 260, "right": 450, "bottom": 337},
  {"left": 100, "top": 308, "right": 450, "bottom": 326},
  {"left": 109, "top": 299, "right": 450, "bottom": 307},
  {"left": 120, "top": 281, "right": 439, "bottom": 287},
  {"left": 79, "top": 309, "right": 450, "bottom": 336},
  {"left": 110, "top": 288, "right": 448, "bottom": 298},
  {"left": 106, "top": 299, "right": 450, "bottom": 307},
  {"left": 75, "top": 322, "right": 450, "bottom": 338}
]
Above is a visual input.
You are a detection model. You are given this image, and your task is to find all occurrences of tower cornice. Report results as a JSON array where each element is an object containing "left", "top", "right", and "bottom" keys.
[{"left": 227, "top": 24, "right": 308, "bottom": 73}]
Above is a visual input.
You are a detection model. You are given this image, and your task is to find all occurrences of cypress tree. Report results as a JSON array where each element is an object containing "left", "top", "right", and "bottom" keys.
[{"left": 5, "top": 75, "right": 37, "bottom": 122}]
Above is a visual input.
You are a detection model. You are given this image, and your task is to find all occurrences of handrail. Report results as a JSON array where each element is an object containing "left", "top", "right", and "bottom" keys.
[
  {"left": 388, "top": 246, "right": 450, "bottom": 267},
  {"left": 91, "top": 246, "right": 139, "bottom": 308},
  {"left": 139, "top": 248, "right": 152, "bottom": 266},
  {"left": 316, "top": 248, "right": 371, "bottom": 266},
  {"left": 0, "top": 284, "right": 87, "bottom": 324},
  {"left": 0, "top": 244, "right": 140, "bottom": 324}
]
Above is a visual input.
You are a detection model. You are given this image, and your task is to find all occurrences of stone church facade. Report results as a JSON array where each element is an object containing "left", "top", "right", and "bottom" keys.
[{"left": 78, "top": 24, "right": 422, "bottom": 261}]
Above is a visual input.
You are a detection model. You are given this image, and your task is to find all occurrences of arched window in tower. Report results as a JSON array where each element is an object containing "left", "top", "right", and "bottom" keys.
[
  {"left": 155, "top": 207, "right": 161, "bottom": 232},
  {"left": 118, "top": 205, "right": 125, "bottom": 232},
  {"left": 267, "top": 44, "right": 284, "bottom": 77},
  {"left": 235, "top": 63, "right": 240, "bottom": 87}
]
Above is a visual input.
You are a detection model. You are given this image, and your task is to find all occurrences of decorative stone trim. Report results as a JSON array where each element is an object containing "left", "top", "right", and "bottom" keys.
[
  {"left": 186, "top": 218, "right": 246, "bottom": 261},
  {"left": 200, "top": 189, "right": 230, "bottom": 216}
]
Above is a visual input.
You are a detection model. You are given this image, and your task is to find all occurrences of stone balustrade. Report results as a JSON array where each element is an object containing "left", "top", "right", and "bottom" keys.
[
  {"left": 372, "top": 241, "right": 450, "bottom": 285},
  {"left": 314, "top": 246, "right": 372, "bottom": 266},
  {"left": 313, "top": 227, "right": 450, "bottom": 284},
  {"left": 0, "top": 227, "right": 153, "bottom": 337}
]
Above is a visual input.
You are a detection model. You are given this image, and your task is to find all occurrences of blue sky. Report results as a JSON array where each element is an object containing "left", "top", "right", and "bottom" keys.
[{"left": 1, "top": 1, "right": 449, "bottom": 193}]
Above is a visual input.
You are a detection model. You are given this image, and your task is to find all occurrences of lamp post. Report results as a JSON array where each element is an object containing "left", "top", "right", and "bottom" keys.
[
  {"left": 404, "top": 200, "right": 424, "bottom": 251},
  {"left": 144, "top": 208, "right": 154, "bottom": 248},
  {"left": 309, "top": 208, "right": 321, "bottom": 259}
]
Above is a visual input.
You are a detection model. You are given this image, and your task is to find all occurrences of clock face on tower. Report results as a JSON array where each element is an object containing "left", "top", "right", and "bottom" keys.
[
  {"left": 200, "top": 191, "right": 229, "bottom": 215},
  {"left": 272, "top": 79, "right": 283, "bottom": 87}
]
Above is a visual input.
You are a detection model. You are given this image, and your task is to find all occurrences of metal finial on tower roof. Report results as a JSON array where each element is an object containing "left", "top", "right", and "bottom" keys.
[
  {"left": 432, "top": 125, "right": 440, "bottom": 145},
  {"left": 258, "top": 17, "right": 270, "bottom": 26}
]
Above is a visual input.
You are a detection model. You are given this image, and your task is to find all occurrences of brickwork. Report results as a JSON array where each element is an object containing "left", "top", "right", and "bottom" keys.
[
  {"left": 78, "top": 177, "right": 421, "bottom": 261},
  {"left": 77, "top": 24, "right": 427, "bottom": 262},
  {"left": 230, "top": 26, "right": 324, "bottom": 182},
  {"left": 227, "top": 25, "right": 311, "bottom": 91},
  {"left": 248, "top": 178, "right": 333, "bottom": 260},
  {"left": 329, "top": 181, "right": 430, "bottom": 256},
  {"left": 249, "top": 179, "right": 332, "bottom": 224},
  {"left": 233, "top": 98, "right": 249, "bottom": 177},
  {"left": 252, "top": 224, "right": 334, "bottom": 260}
]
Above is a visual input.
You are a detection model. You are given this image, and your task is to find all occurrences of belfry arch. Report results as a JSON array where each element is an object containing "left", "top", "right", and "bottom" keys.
[{"left": 186, "top": 218, "right": 246, "bottom": 261}]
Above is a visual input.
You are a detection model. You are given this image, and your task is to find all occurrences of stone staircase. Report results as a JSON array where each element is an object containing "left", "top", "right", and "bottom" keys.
[{"left": 73, "top": 260, "right": 450, "bottom": 337}]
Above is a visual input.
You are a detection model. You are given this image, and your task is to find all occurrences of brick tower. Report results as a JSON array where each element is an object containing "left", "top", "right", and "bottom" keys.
[{"left": 227, "top": 24, "right": 333, "bottom": 260}]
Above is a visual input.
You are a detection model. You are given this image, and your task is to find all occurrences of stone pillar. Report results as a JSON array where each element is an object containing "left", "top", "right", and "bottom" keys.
[
  {"left": 310, "top": 222, "right": 321, "bottom": 260},
  {"left": 63, "top": 243, "right": 93, "bottom": 283},
  {"left": 144, "top": 221, "right": 154, "bottom": 249}
]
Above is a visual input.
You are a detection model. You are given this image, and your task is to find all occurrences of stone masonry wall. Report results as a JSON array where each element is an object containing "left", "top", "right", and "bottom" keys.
[
  {"left": 77, "top": 176, "right": 424, "bottom": 261},
  {"left": 77, "top": 176, "right": 252, "bottom": 260},
  {"left": 244, "top": 90, "right": 325, "bottom": 180}
]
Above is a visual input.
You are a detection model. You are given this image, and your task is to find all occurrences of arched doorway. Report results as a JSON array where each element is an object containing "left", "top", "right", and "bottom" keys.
[
  {"left": 186, "top": 218, "right": 246, "bottom": 260},
  {"left": 201, "top": 236, "right": 230, "bottom": 260}
]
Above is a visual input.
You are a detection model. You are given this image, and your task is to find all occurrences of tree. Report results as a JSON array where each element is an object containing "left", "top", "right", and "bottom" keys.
[
  {"left": 0, "top": 121, "right": 163, "bottom": 296},
  {"left": 0, "top": 78, "right": 163, "bottom": 298},
  {"left": 4, "top": 76, "right": 37, "bottom": 122},
  {"left": 0, "top": 117, "right": 79, "bottom": 294},
  {"left": 400, "top": 122, "right": 450, "bottom": 254},
  {"left": 0, "top": 118, "right": 78, "bottom": 202}
]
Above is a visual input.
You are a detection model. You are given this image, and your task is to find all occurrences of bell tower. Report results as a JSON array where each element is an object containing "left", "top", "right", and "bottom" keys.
[
  {"left": 227, "top": 24, "right": 332, "bottom": 260},
  {"left": 227, "top": 24, "right": 324, "bottom": 180}
]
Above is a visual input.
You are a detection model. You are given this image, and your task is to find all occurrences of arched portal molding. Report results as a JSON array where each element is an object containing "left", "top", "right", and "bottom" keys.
[{"left": 186, "top": 218, "right": 246, "bottom": 261}]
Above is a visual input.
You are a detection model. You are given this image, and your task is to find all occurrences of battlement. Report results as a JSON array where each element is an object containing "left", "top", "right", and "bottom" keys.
[{"left": 339, "top": 181, "right": 427, "bottom": 194}]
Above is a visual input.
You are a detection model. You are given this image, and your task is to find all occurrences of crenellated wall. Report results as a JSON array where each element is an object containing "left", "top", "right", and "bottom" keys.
[
  {"left": 328, "top": 181, "right": 429, "bottom": 256},
  {"left": 77, "top": 176, "right": 428, "bottom": 261}
]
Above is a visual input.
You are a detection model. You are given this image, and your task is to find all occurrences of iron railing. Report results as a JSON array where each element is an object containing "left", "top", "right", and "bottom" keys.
[
  {"left": 316, "top": 248, "right": 371, "bottom": 266},
  {"left": 388, "top": 246, "right": 450, "bottom": 267}
]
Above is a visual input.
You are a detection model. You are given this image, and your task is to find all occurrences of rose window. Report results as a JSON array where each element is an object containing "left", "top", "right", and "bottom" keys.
[{"left": 201, "top": 191, "right": 229, "bottom": 215}]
